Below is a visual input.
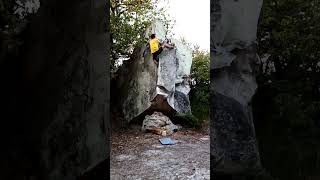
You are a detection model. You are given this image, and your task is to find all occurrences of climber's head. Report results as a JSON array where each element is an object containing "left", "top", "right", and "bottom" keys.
[{"left": 150, "top": 34, "right": 156, "bottom": 39}]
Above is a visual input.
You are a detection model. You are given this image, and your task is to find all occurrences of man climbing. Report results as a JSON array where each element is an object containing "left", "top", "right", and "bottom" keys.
[{"left": 149, "top": 33, "right": 174, "bottom": 66}]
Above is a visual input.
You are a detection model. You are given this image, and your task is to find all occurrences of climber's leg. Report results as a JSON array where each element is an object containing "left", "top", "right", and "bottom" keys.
[
  {"left": 152, "top": 47, "right": 163, "bottom": 66},
  {"left": 152, "top": 51, "right": 159, "bottom": 66},
  {"left": 153, "top": 59, "right": 158, "bottom": 66},
  {"left": 153, "top": 54, "right": 159, "bottom": 66},
  {"left": 157, "top": 46, "right": 163, "bottom": 54}
]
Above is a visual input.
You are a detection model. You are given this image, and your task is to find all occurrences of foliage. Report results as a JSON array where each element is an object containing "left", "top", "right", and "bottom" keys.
[
  {"left": 110, "top": 0, "right": 172, "bottom": 74},
  {"left": 254, "top": 0, "right": 320, "bottom": 179},
  {"left": 1, "top": 0, "right": 37, "bottom": 62},
  {"left": 189, "top": 47, "right": 210, "bottom": 125},
  {"left": 0, "top": 0, "right": 17, "bottom": 28},
  {"left": 258, "top": 0, "right": 320, "bottom": 79},
  {"left": 173, "top": 113, "right": 202, "bottom": 128}
]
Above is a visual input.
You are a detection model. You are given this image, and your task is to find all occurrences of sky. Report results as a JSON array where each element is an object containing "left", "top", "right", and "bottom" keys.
[{"left": 158, "top": 0, "right": 210, "bottom": 50}]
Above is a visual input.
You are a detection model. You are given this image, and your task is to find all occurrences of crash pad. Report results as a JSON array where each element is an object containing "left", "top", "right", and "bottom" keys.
[{"left": 159, "top": 137, "right": 176, "bottom": 145}]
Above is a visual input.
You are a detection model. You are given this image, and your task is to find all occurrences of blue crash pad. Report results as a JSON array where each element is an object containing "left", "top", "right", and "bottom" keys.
[{"left": 159, "top": 137, "right": 176, "bottom": 145}]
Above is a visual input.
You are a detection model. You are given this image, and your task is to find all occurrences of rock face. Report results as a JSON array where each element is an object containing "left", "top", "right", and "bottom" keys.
[
  {"left": 1, "top": 1, "right": 110, "bottom": 180},
  {"left": 210, "top": 0, "right": 263, "bottom": 175},
  {"left": 113, "top": 20, "right": 192, "bottom": 126},
  {"left": 142, "top": 112, "right": 179, "bottom": 136},
  {"left": 113, "top": 43, "right": 158, "bottom": 127}
]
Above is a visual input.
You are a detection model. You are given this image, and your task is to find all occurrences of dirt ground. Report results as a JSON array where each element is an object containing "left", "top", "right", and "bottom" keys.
[{"left": 110, "top": 126, "right": 210, "bottom": 180}]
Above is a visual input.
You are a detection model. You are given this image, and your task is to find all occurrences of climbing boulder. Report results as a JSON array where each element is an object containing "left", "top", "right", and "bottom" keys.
[
  {"left": 113, "top": 19, "right": 193, "bottom": 126},
  {"left": 146, "top": 20, "right": 192, "bottom": 114}
]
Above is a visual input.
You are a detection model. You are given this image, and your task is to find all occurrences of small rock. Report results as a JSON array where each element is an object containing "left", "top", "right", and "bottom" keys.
[
  {"left": 200, "top": 137, "right": 209, "bottom": 141},
  {"left": 142, "top": 112, "right": 179, "bottom": 135},
  {"left": 161, "top": 131, "right": 167, "bottom": 136}
]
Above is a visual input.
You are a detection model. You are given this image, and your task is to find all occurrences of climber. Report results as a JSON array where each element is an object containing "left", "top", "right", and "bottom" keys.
[{"left": 149, "top": 33, "right": 174, "bottom": 66}]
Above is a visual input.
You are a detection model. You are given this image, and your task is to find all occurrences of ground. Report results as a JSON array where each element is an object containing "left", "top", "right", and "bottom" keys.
[{"left": 110, "top": 125, "right": 210, "bottom": 180}]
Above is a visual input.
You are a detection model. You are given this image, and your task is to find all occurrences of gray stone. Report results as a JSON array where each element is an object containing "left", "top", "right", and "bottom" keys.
[
  {"left": 114, "top": 19, "right": 193, "bottom": 125},
  {"left": 113, "top": 44, "right": 158, "bottom": 125},
  {"left": 142, "top": 112, "right": 178, "bottom": 135},
  {"left": 150, "top": 20, "right": 193, "bottom": 114},
  {"left": 210, "top": 0, "right": 263, "bottom": 175},
  {"left": 211, "top": 0, "right": 263, "bottom": 69}
]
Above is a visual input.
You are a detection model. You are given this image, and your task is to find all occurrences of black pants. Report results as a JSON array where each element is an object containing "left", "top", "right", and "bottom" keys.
[{"left": 152, "top": 47, "right": 163, "bottom": 63}]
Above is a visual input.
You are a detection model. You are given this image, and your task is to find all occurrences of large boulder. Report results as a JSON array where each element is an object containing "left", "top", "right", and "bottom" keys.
[
  {"left": 113, "top": 20, "right": 192, "bottom": 126},
  {"left": 210, "top": 0, "right": 264, "bottom": 176}
]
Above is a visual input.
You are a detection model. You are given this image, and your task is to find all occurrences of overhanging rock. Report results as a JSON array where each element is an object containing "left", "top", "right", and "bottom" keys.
[{"left": 113, "top": 20, "right": 192, "bottom": 125}]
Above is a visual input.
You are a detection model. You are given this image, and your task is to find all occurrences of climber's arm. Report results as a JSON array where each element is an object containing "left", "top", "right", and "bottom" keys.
[{"left": 159, "top": 38, "right": 174, "bottom": 49}]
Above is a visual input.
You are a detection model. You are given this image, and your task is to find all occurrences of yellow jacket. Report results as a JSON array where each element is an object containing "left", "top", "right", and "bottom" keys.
[{"left": 149, "top": 38, "right": 160, "bottom": 53}]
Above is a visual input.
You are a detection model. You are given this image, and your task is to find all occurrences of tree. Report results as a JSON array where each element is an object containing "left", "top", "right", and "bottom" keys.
[
  {"left": 110, "top": 0, "right": 172, "bottom": 74},
  {"left": 254, "top": 0, "right": 320, "bottom": 179},
  {"left": 189, "top": 47, "right": 210, "bottom": 124},
  {"left": 257, "top": 0, "right": 320, "bottom": 133}
]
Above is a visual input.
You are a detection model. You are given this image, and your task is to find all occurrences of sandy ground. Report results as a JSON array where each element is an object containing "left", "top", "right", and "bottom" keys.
[{"left": 110, "top": 127, "right": 210, "bottom": 180}]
